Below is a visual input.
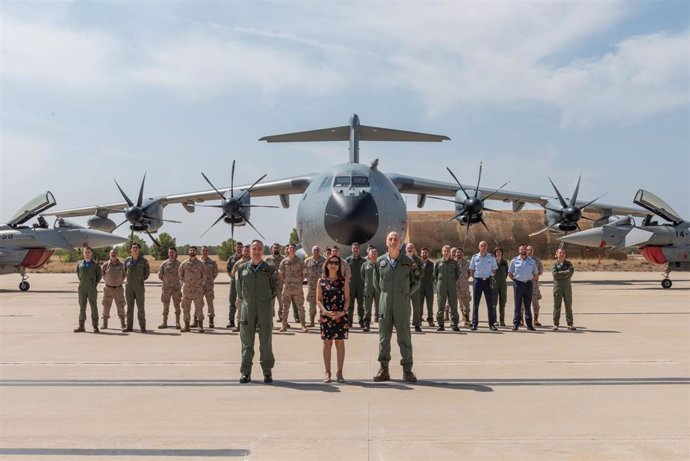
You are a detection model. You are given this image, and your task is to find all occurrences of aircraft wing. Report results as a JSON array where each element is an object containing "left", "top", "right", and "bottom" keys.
[
  {"left": 45, "top": 174, "right": 318, "bottom": 217},
  {"left": 386, "top": 173, "right": 647, "bottom": 217}
]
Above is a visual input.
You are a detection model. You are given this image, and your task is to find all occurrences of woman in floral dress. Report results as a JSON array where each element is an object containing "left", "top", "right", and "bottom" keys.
[{"left": 316, "top": 256, "right": 350, "bottom": 383}]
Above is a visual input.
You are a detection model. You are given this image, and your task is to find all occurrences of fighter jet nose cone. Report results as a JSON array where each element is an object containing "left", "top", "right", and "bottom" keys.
[
  {"left": 324, "top": 192, "right": 378, "bottom": 245},
  {"left": 559, "top": 227, "right": 604, "bottom": 247}
]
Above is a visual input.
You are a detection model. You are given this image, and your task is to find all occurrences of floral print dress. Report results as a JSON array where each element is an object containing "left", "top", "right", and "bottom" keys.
[{"left": 319, "top": 277, "right": 349, "bottom": 340}]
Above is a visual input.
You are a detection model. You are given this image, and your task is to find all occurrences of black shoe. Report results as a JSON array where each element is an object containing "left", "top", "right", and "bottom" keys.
[
  {"left": 363, "top": 324, "right": 370, "bottom": 333},
  {"left": 451, "top": 325, "right": 460, "bottom": 332},
  {"left": 414, "top": 326, "right": 422, "bottom": 332},
  {"left": 140, "top": 328, "right": 147, "bottom": 333},
  {"left": 527, "top": 326, "right": 536, "bottom": 331},
  {"left": 512, "top": 326, "right": 519, "bottom": 331},
  {"left": 436, "top": 325, "right": 445, "bottom": 331},
  {"left": 123, "top": 327, "right": 133, "bottom": 332},
  {"left": 500, "top": 321, "right": 506, "bottom": 327},
  {"left": 239, "top": 374, "right": 251, "bottom": 384},
  {"left": 93, "top": 326, "right": 100, "bottom": 334},
  {"left": 489, "top": 325, "right": 498, "bottom": 331},
  {"left": 359, "top": 321, "right": 365, "bottom": 328},
  {"left": 263, "top": 373, "right": 273, "bottom": 384},
  {"left": 470, "top": 326, "right": 478, "bottom": 331}
]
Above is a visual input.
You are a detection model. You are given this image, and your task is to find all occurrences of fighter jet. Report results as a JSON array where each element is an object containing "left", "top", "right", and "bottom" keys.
[
  {"left": 0, "top": 191, "right": 127, "bottom": 291},
  {"left": 559, "top": 189, "right": 689, "bottom": 288},
  {"left": 47, "top": 114, "right": 644, "bottom": 257}
]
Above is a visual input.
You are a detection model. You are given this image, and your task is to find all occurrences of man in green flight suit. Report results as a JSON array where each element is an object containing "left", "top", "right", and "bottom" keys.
[
  {"left": 434, "top": 245, "right": 460, "bottom": 331},
  {"left": 552, "top": 248, "right": 576, "bottom": 331},
  {"left": 237, "top": 239, "right": 279, "bottom": 384},
  {"left": 74, "top": 246, "right": 102, "bottom": 333},
  {"left": 373, "top": 232, "right": 421, "bottom": 383},
  {"left": 123, "top": 242, "right": 150, "bottom": 333}
]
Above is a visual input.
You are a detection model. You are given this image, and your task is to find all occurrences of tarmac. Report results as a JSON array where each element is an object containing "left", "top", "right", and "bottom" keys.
[{"left": 0, "top": 271, "right": 688, "bottom": 460}]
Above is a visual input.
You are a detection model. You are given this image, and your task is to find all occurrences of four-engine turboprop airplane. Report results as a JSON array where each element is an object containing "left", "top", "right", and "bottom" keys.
[
  {"left": 559, "top": 189, "right": 689, "bottom": 289},
  {"left": 0, "top": 192, "right": 128, "bottom": 291},
  {"left": 47, "top": 114, "right": 645, "bottom": 256}
]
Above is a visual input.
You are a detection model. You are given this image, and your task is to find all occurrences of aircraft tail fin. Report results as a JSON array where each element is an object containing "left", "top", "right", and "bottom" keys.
[{"left": 259, "top": 114, "right": 450, "bottom": 163}]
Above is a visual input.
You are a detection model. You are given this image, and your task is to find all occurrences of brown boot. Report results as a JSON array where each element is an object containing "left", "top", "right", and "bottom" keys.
[
  {"left": 373, "top": 366, "right": 390, "bottom": 382},
  {"left": 403, "top": 370, "right": 417, "bottom": 383},
  {"left": 175, "top": 314, "right": 181, "bottom": 330},
  {"left": 158, "top": 316, "right": 168, "bottom": 329},
  {"left": 181, "top": 322, "right": 190, "bottom": 332},
  {"left": 279, "top": 322, "right": 288, "bottom": 332},
  {"left": 101, "top": 318, "right": 108, "bottom": 330},
  {"left": 300, "top": 322, "right": 309, "bottom": 333},
  {"left": 119, "top": 317, "right": 126, "bottom": 330},
  {"left": 191, "top": 318, "right": 198, "bottom": 328},
  {"left": 73, "top": 322, "right": 85, "bottom": 333},
  {"left": 198, "top": 319, "right": 205, "bottom": 333},
  {"left": 208, "top": 315, "right": 215, "bottom": 329}
]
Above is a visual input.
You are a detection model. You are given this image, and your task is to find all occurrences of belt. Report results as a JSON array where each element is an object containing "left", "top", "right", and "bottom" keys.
[
  {"left": 475, "top": 276, "right": 493, "bottom": 281},
  {"left": 514, "top": 279, "right": 532, "bottom": 284},
  {"left": 106, "top": 284, "right": 122, "bottom": 289}
]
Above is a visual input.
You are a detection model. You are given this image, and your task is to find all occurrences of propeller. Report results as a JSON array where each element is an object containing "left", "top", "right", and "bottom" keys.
[
  {"left": 529, "top": 175, "right": 606, "bottom": 237},
  {"left": 199, "top": 160, "right": 277, "bottom": 238},
  {"left": 111, "top": 173, "right": 178, "bottom": 247},
  {"left": 427, "top": 162, "right": 510, "bottom": 247}
]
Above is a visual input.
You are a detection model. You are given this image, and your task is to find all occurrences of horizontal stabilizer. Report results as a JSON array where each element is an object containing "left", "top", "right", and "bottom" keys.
[
  {"left": 259, "top": 126, "right": 349, "bottom": 143},
  {"left": 359, "top": 125, "right": 450, "bottom": 142}
]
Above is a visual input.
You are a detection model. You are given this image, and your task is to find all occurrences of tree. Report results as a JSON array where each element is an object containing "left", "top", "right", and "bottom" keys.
[
  {"left": 216, "top": 238, "right": 237, "bottom": 261},
  {"left": 289, "top": 227, "right": 299, "bottom": 245},
  {"left": 149, "top": 233, "right": 177, "bottom": 260},
  {"left": 54, "top": 247, "right": 112, "bottom": 263},
  {"left": 117, "top": 235, "right": 149, "bottom": 258}
]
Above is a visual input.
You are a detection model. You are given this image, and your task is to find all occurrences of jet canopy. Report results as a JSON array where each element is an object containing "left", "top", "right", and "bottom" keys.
[
  {"left": 7, "top": 191, "right": 57, "bottom": 228},
  {"left": 634, "top": 189, "right": 684, "bottom": 224}
]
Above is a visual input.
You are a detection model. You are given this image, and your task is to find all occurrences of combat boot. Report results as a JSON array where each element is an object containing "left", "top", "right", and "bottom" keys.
[
  {"left": 73, "top": 322, "right": 85, "bottom": 333},
  {"left": 158, "top": 316, "right": 168, "bottom": 329},
  {"left": 373, "top": 366, "right": 390, "bottom": 382},
  {"left": 403, "top": 370, "right": 417, "bottom": 383},
  {"left": 191, "top": 318, "right": 198, "bottom": 328},
  {"left": 175, "top": 314, "right": 181, "bottom": 330},
  {"left": 208, "top": 315, "right": 215, "bottom": 329},
  {"left": 101, "top": 318, "right": 108, "bottom": 330},
  {"left": 93, "top": 325, "right": 100, "bottom": 334},
  {"left": 308, "top": 314, "right": 315, "bottom": 328},
  {"left": 119, "top": 317, "right": 126, "bottom": 330},
  {"left": 181, "top": 322, "right": 190, "bottom": 332},
  {"left": 300, "top": 322, "right": 309, "bottom": 333},
  {"left": 198, "top": 319, "right": 205, "bottom": 333},
  {"left": 279, "top": 322, "right": 288, "bottom": 333},
  {"left": 436, "top": 323, "right": 445, "bottom": 331}
]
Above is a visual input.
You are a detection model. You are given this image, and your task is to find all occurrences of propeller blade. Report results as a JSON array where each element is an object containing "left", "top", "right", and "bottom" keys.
[
  {"left": 145, "top": 229, "right": 160, "bottom": 247},
  {"left": 579, "top": 193, "right": 607, "bottom": 211},
  {"left": 446, "top": 167, "right": 470, "bottom": 200},
  {"left": 189, "top": 204, "right": 224, "bottom": 208},
  {"left": 201, "top": 213, "right": 227, "bottom": 237},
  {"left": 114, "top": 179, "right": 134, "bottom": 207},
  {"left": 236, "top": 173, "right": 268, "bottom": 203},
  {"left": 570, "top": 174, "right": 582, "bottom": 208},
  {"left": 547, "top": 177, "right": 568, "bottom": 209},
  {"left": 244, "top": 204, "right": 281, "bottom": 209},
  {"left": 136, "top": 173, "right": 147, "bottom": 207},
  {"left": 448, "top": 210, "right": 465, "bottom": 222},
  {"left": 462, "top": 221, "right": 471, "bottom": 249},
  {"left": 201, "top": 172, "right": 226, "bottom": 201},
  {"left": 474, "top": 162, "right": 483, "bottom": 198},
  {"left": 231, "top": 220, "right": 235, "bottom": 240},
  {"left": 576, "top": 223, "right": 582, "bottom": 231},
  {"left": 478, "top": 216, "right": 499, "bottom": 245},
  {"left": 427, "top": 195, "right": 464, "bottom": 205},
  {"left": 580, "top": 216, "right": 596, "bottom": 221},
  {"left": 243, "top": 217, "right": 266, "bottom": 240},
  {"left": 112, "top": 219, "right": 128, "bottom": 231},
  {"left": 230, "top": 160, "right": 236, "bottom": 198},
  {"left": 544, "top": 206, "right": 564, "bottom": 214},
  {"left": 141, "top": 214, "right": 182, "bottom": 224},
  {"left": 481, "top": 181, "right": 511, "bottom": 202},
  {"left": 528, "top": 227, "right": 551, "bottom": 237}
]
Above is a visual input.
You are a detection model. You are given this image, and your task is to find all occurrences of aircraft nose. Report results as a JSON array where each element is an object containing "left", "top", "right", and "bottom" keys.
[
  {"left": 558, "top": 227, "right": 606, "bottom": 248},
  {"left": 324, "top": 192, "right": 378, "bottom": 245}
]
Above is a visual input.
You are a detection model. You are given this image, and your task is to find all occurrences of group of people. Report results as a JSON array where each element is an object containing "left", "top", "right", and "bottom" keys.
[{"left": 73, "top": 233, "right": 576, "bottom": 384}]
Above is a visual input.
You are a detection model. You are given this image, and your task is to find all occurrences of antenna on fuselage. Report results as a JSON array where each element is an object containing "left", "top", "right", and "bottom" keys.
[{"left": 258, "top": 114, "right": 450, "bottom": 165}]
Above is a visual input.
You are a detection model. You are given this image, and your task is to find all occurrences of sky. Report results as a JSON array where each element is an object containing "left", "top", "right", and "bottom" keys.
[{"left": 1, "top": 0, "right": 688, "bottom": 247}]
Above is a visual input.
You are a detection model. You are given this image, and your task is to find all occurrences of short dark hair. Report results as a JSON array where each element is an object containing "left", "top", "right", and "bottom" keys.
[
  {"left": 189, "top": 246, "right": 198, "bottom": 251},
  {"left": 130, "top": 242, "right": 140, "bottom": 250},
  {"left": 251, "top": 239, "right": 263, "bottom": 247},
  {"left": 493, "top": 247, "right": 503, "bottom": 256},
  {"left": 421, "top": 247, "right": 429, "bottom": 252},
  {"left": 168, "top": 247, "right": 177, "bottom": 254}
]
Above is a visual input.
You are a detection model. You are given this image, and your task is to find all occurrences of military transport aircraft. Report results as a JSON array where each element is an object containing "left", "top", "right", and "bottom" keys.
[
  {"left": 47, "top": 114, "right": 645, "bottom": 256},
  {"left": 560, "top": 189, "right": 689, "bottom": 288},
  {"left": 1, "top": 192, "right": 127, "bottom": 291}
]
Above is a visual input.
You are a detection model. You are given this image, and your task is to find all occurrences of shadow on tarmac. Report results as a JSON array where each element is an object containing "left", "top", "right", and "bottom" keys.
[{"left": 0, "top": 448, "right": 250, "bottom": 457}]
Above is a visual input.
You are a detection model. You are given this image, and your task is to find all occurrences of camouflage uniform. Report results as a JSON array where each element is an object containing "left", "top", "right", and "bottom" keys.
[
  {"left": 76, "top": 259, "right": 101, "bottom": 329},
  {"left": 157, "top": 258, "right": 181, "bottom": 328},
  {"left": 361, "top": 259, "right": 380, "bottom": 325},
  {"left": 201, "top": 256, "right": 219, "bottom": 324},
  {"left": 124, "top": 256, "right": 150, "bottom": 331},
  {"left": 456, "top": 258, "right": 472, "bottom": 327},
  {"left": 101, "top": 258, "right": 126, "bottom": 328},
  {"left": 339, "top": 256, "right": 352, "bottom": 280},
  {"left": 179, "top": 258, "right": 207, "bottom": 331},
  {"left": 266, "top": 254, "right": 284, "bottom": 318},
  {"left": 278, "top": 256, "right": 307, "bottom": 330},
  {"left": 305, "top": 255, "right": 326, "bottom": 325},
  {"left": 226, "top": 252, "right": 243, "bottom": 326}
]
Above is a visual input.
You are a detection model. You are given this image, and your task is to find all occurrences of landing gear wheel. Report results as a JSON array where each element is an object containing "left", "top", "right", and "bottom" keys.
[
  {"left": 661, "top": 279, "right": 672, "bottom": 289},
  {"left": 19, "top": 281, "right": 30, "bottom": 292}
]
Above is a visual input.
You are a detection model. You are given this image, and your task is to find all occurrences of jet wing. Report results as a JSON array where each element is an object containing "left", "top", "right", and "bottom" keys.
[
  {"left": 387, "top": 173, "right": 647, "bottom": 217},
  {"left": 45, "top": 175, "right": 318, "bottom": 217}
]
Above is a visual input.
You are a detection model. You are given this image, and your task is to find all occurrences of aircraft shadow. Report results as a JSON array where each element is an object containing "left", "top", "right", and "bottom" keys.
[
  {"left": 0, "top": 448, "right": 249, "bottom": 457},
  {"left": 0, "top": 289, "right": 74, "bottom": 294},
  {"left": 143, "top": 331, "right": 181, "bottom": 337},
  {"left": 97, "top": 331, "right": 129, "bottom": 336}
]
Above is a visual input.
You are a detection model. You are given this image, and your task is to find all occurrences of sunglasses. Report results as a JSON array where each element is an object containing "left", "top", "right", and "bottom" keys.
[{"left": 327, "top": 260, "right": 340, "bottom": 265}]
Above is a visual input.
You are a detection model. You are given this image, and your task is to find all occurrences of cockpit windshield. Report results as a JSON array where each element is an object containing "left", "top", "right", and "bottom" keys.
[
  {"left": 54, "top": 218, "right": 82, "bottom": 229},
  {"left": 634, "top": 189, "right": 683, "bottom": 224},
  {"left": 334, "top": 176, "right": 350, "bottom": 187},
  {"left": 7, "top": 191, "right": 57, "bottom": 227},
  {"left": 333, "top": 176, "right": 370, "bottom": 188}
]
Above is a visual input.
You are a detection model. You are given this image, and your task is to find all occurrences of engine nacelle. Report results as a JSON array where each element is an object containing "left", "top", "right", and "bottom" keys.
[
  {"left": 87, "top": 215, "right": 117, "bottom": 233},
  {"left": 222, "top": 190, "right": 251, "bottom": 226}
]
